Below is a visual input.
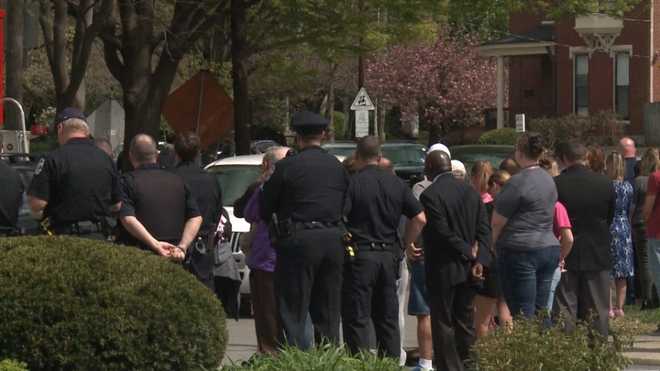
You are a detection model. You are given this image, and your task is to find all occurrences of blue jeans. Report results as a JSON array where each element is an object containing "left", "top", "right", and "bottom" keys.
[
  {"left": 498, "top": 246, "right": 560, "bottom": 318},
  {"left": 647, "top": 239, "right": 660, "bottom": 300}
]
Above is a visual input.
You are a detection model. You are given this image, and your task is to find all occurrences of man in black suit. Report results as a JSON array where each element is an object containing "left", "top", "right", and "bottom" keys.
[
  {"left": 414, "top": 150, "right": 491, "bottom": 371},
  {"left": 553, "top": 141, "right": 615, "bottom": 337}
]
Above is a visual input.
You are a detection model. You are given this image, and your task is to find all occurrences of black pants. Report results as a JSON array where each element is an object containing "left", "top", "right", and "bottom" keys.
[
  {"left": 633, "top": 225, "right": 653, "bottom": 303},
  {"left": 342, "top": 250, "right": 400, "bottom": 358},
  {"left": 429, "top": 281, "right": 476, "bottom": 371},
  {"left": 553, "top": 270, "right": 610, "bottom": 337},
  {"left": 275, "top": 228, "right": 344, "bottom": 349},
  {"left": 250, "top": 269, "right": 281, "bottom": 354}
]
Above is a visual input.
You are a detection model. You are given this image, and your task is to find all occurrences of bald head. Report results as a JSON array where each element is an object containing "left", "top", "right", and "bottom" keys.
[
  {"left": 129, "top": 134, "right": 158, "bottom": 167},
  {"left": 425, "top": 150, "right": 452, "bottom": 179},
  {"left": 619, "top": 137, "right": 636, "bottom": 158}
]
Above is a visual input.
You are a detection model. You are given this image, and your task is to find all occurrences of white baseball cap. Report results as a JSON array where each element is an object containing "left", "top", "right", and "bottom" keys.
[
  {"left": 451, "top": 160, "right": 466, "bottom": 175},
  {"left": 427, "top": 143, "right": 451, "bottom": 158}
]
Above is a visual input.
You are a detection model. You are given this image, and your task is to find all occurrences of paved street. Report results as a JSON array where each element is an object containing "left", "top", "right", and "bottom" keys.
[{"left": 224, "top": 315, "right": 420, "bottom": 366}]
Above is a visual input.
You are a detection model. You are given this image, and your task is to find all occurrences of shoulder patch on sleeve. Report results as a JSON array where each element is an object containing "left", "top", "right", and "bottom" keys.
[{"left": 34, "top": 158, "right": 45, "bottom": 175}]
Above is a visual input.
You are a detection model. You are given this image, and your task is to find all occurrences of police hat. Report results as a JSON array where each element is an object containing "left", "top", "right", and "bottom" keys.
[
  {"left": 54, "top": 107, "right": 86, "bottom": 126},
  {"left": 291, "top": 111, "right": 330, "bottom": 135}
]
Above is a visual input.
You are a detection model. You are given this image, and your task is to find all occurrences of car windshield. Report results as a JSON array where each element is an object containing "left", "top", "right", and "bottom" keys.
[
  {"left": 207, "top": 165, "right": 261, "bottom": 207},
  {"left": 323, "top": 146, "right": 355, "bottom": 158},
  {"left": 451, "top": 147, "right": 513, "bottom": 173},
  {"left": 324, "top": 144, "right": 425, "bottom": 168},
  {"left": 382, "top": 146, "right": 425, "bottom": 167}
]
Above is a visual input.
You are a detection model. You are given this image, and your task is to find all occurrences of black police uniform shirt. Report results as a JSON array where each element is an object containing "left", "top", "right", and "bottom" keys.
[
  {"left": 0, "top": 160, "right": 24, "bottom": 229},
  {"left": 118, "top": 163, "right": 200, "bottom": 246},
  {"left": 344, "top": 165, "right": 422, "bottom": 245},
  {"left": 261, "top": 146, "right": 349, "bottom": 223},
  {"left": 172, "top": 161, "right": 222, "bottom": 236},
  {"left": 28, "top": 137, "right": 121, "bottom": 226}
]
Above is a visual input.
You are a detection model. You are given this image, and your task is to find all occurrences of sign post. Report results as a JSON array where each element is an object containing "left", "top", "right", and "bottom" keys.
[
  {"left": 515, "top": 113, "right": 526, "bottom": 133},
  {"left": 351, "top": 87, "right": 375, "bottom": 139}
]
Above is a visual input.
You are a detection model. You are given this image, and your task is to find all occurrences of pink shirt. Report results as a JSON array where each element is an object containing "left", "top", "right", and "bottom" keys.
[
  {"left": 553, "top": 201, "right": 571, "bottom": 238},
  {"left": 481, "top": 192, "right": 494, "bottom": 204}
]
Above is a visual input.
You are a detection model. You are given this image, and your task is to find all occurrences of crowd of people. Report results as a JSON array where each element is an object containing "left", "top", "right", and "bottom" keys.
[{"left": 4, "top": 107, "right": 660, "bottom": 371}]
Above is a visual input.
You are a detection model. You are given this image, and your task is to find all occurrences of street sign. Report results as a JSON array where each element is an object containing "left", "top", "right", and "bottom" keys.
[
  {"left": 355, "top": 110, "right": 369, "bottom": 138},
  {"left": 515, "top": 114, "right": 526, "bottom": 133},
  {"left": 351, "top": 87, "right": 375, "bottom": 111}
]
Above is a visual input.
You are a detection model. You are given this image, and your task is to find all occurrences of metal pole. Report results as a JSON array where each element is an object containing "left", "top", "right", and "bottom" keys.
[
  {"left": 496, "top": 56, "right": 505, "bottom": 129},
  {"left": 1, "top": 97, "right": 27, "bottom": 153}
]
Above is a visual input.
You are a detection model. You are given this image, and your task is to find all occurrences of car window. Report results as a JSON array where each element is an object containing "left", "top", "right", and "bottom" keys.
[
  {"left": 382, "top": 146, "right": 425, "bottom": 167},
  {"left": 207, "top": 165, "right": 261, "bottom": 207}
]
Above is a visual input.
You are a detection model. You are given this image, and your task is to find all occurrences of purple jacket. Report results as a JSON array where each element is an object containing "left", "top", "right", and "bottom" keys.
[{"left": 244, "top": 189, "right": 276, "bottom": 272}]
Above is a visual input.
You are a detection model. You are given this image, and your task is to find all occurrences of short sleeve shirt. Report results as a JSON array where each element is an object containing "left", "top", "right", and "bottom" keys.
[
  {"left": 28, "top": 138, "right": 120, "bottom": 225},
  {"left": 553, "top": 201, "right": 571, "bottom": 239},
  {"left": 647, "top": 171, "right": 660, "bottom": 239},
  {"left": 495, "top": 166, "right": 559, "bottom": 250},
  {"left": 345, "top": 165, "right": 422, "bottom": 244}
]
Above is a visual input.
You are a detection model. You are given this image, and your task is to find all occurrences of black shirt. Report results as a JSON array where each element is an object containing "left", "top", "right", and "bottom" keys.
[
  {"left": 262, "top": 146, "right": 349, "bottom": 222},
  {"left": 0, "top": 160, "right": 24, "bottom": 229},
  {"left": 344, "top": 165, "right": 422, "bottom": 244},
  {"left": 172, "top": 161, "right": 222, "bottom": 236},
  {"left": 624, "top": 157, "right": 638, "bottom": 184},
  {"left": 27, "top": 137, "right": 120, "bottom": 226},
  {"left": 119, "top": 163, "right": 200, "bottom": 246}
]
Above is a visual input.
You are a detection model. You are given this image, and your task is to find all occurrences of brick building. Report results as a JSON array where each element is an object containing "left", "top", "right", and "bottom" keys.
[{"left": 479, "top": 4, "right": 658, "bottom": 140}]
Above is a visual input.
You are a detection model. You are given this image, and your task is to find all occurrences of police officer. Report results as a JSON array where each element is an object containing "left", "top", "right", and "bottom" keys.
[
  {"left": 172, "top": 131, "right": 223, "bottom": 288},
  {"left": 0, "top": 159, "right": 24, "bottom": 235},
  {"left": 261, "top": 111, "right": 349, "bottom": 349},
  {"left": 27, "top": 108, "right": 120, "bottom": 239},
  {"left": 342, "top": 136, "right": 426, "bottom": 358},
  {"left": 117, "top": 134, "right": 202, "bottom": 262}
]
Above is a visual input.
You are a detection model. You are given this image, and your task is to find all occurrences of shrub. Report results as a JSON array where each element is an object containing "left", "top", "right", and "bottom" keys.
[
  {"left": 0, "top": 360, "right": 27, "bottom": 371},
  {"left": 224, "top": 344, "right": 401, "bottom": 371},
  {"left": 0, "top": 236, "right": 227, "bottom": 371},
  {"left": 333, "top": 111, "right": 347, "bottom": 140},
  {"left": 478, "top": 128, "right": 519, "bottom": 145},
  {"left": 529, "top": 111, "right": 625, "bottom": 151},
  {"left": 472, "top": 318, "right": 633, "bottom": 371}
]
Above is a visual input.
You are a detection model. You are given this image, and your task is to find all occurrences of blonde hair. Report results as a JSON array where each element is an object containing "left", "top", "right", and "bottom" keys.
[
  {"left": 639, "top": 148, "right": 660, "bottom": 176},
  {"left": 606, "top": 151, "right": 625, "bottom": 181},
  {"left": 488, "top": 170, "right": 511, "bottom": 188},
  {"left": 60, "top": 118, "right": 90, "bottom": 136},
  {"left": 471, "top": 160, "right": 494, "bottom": 194}
]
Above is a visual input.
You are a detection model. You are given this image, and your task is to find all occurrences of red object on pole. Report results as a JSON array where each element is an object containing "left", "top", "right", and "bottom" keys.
[{"left": 0, "top": 9, "right": 6, "bottom": 127}]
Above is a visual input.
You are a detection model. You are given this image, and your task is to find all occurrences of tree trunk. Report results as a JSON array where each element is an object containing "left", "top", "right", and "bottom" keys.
[
  {"left": 6, "top": 0, "right": 24, "bottom": 129},
  {"left": 231, "top": 0, "right": 250, "bottom": 155},
  {"left": 378, "top": 102, "right": 386, "bottom": 142}
]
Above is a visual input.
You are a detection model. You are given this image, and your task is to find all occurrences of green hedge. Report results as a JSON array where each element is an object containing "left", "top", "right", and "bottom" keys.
[
  {"left": 224, "top": 344, "right": 400, "bottom": 371},
  {"left": 0, "top": 236, "right": 227, "bottom": 371},
  {"left": 478, "top": 128, "right": 519, "bottom": 145},
  {"left": 0, "top": 360, "right": 27, "bottom": 371},
  {"left": 473, "top": 318, "right": 633, "bottom": 371}
]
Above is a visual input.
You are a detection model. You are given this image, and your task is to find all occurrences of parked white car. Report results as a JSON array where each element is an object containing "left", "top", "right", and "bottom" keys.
[
  {"left": 205, "top": 154, "right": 264, "bottom": 303},
  {"left": 205, "top": 153, "right": 344, "bottom": 310}
]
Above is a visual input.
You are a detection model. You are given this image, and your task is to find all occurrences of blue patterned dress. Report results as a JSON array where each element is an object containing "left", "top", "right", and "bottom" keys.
[{"left": 610, "top": 180, "right": 634, "bottom": 278}]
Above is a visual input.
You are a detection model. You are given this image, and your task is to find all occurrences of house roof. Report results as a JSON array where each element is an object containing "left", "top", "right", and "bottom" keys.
[
  {"left": 482, "top": 23, "right": 555, "bottom": 46},
  {"left": 478, "top": 23, "right": 556, "bottom": 57}
]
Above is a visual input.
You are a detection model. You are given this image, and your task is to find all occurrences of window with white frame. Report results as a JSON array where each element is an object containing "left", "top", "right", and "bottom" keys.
[
  {"left": 615, "top": 52, "right": 630, "bottom": 120},
  {"left": 574, "top": 55, "right": 589, "bottom": 115}
]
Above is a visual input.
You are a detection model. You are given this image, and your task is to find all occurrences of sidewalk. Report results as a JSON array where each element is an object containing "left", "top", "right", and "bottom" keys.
[{"left": 626, "top": 334, "right": 660, "bottom": 367}]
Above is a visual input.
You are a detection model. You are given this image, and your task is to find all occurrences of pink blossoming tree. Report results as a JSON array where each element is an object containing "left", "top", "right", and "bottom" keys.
[{"left": 367, "top": 33, "right": 497, "bottom": 140}]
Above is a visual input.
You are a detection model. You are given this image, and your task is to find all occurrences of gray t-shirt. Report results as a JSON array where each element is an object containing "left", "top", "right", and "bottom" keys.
[{"left": 495, "top": 166, "right": 559, "bottom": 250}]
